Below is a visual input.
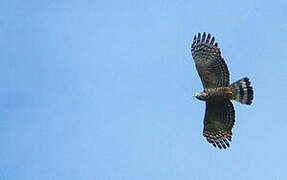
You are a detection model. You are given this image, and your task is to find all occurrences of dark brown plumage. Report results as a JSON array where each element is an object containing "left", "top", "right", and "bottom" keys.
[{"left": 191, "top": 33, "right": 254, "bottom": 149}]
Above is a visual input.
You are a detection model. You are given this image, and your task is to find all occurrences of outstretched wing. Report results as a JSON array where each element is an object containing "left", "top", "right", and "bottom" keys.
[
  {"left": 191, "top": 33, "right": 230, "bottom": 88},
  {"left": 203, "top": 97, "right": 235, "bottom": 149}
]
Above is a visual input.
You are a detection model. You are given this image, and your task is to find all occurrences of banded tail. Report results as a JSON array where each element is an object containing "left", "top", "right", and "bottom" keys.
[{"left": 230, "top": 77, "right": 254, "bottom": 105}]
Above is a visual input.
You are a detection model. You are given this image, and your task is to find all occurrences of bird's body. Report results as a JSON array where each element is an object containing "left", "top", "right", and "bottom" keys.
[
  {"left": 191, "top": 33, "right": 254, "bottom": 149},
  {"left": 197, "top": 87, "right": 231, "bottom": 100}
]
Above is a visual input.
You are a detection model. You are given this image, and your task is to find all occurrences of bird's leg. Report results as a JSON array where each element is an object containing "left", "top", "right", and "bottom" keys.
[{"left": 224, "top": 87, "right": 233, "bottom": 99}]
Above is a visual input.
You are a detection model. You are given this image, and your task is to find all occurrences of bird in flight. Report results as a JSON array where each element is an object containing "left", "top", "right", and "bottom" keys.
[{"left": 191, "top": 32, "right": 254, "bottom": 149}]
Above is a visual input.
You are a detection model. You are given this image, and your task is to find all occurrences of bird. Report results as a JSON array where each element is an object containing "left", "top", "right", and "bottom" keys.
[{"left": 191, "top": 32, "right": 254, "bottom": 149}]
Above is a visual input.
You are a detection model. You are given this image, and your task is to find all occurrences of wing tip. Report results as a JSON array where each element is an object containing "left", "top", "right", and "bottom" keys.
[
  {"left": 204, "top": 131, "right": 232, "bottom": 150},
  {"left": 191, "top": 32, "right": 219, "bottom": 52}
]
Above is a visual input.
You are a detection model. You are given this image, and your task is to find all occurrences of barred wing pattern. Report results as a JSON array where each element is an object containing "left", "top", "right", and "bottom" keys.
[
  {"left": 203, "top": 97, "right": 235, "bottom": 149},
  {"left": 191, "top": 33, "right": 230, "bottom": 88}
]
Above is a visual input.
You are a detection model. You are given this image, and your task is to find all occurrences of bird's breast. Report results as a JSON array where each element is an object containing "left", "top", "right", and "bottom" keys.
[{"left": 205, "top": 87, "right": 230, "bottom": 99}]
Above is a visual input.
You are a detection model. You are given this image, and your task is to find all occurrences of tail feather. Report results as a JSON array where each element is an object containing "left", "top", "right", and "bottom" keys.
[{"left": 230, "top": 77, "right": 254, "bottom": 105}]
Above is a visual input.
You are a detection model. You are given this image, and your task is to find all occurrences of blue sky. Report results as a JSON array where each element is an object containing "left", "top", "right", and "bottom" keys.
[{"left": 1, "top": 0, "right": 287, "bottom": 179}]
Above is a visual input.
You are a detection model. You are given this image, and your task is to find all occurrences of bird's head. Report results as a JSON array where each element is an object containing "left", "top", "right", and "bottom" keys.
[{"left": 194, "top": 92, "right": 207, "bottom": 101}]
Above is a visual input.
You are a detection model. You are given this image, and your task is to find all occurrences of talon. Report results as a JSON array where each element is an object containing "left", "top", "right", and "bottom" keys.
[{"left": 224, "top": 89, "right": 233, "bottom": 98}]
